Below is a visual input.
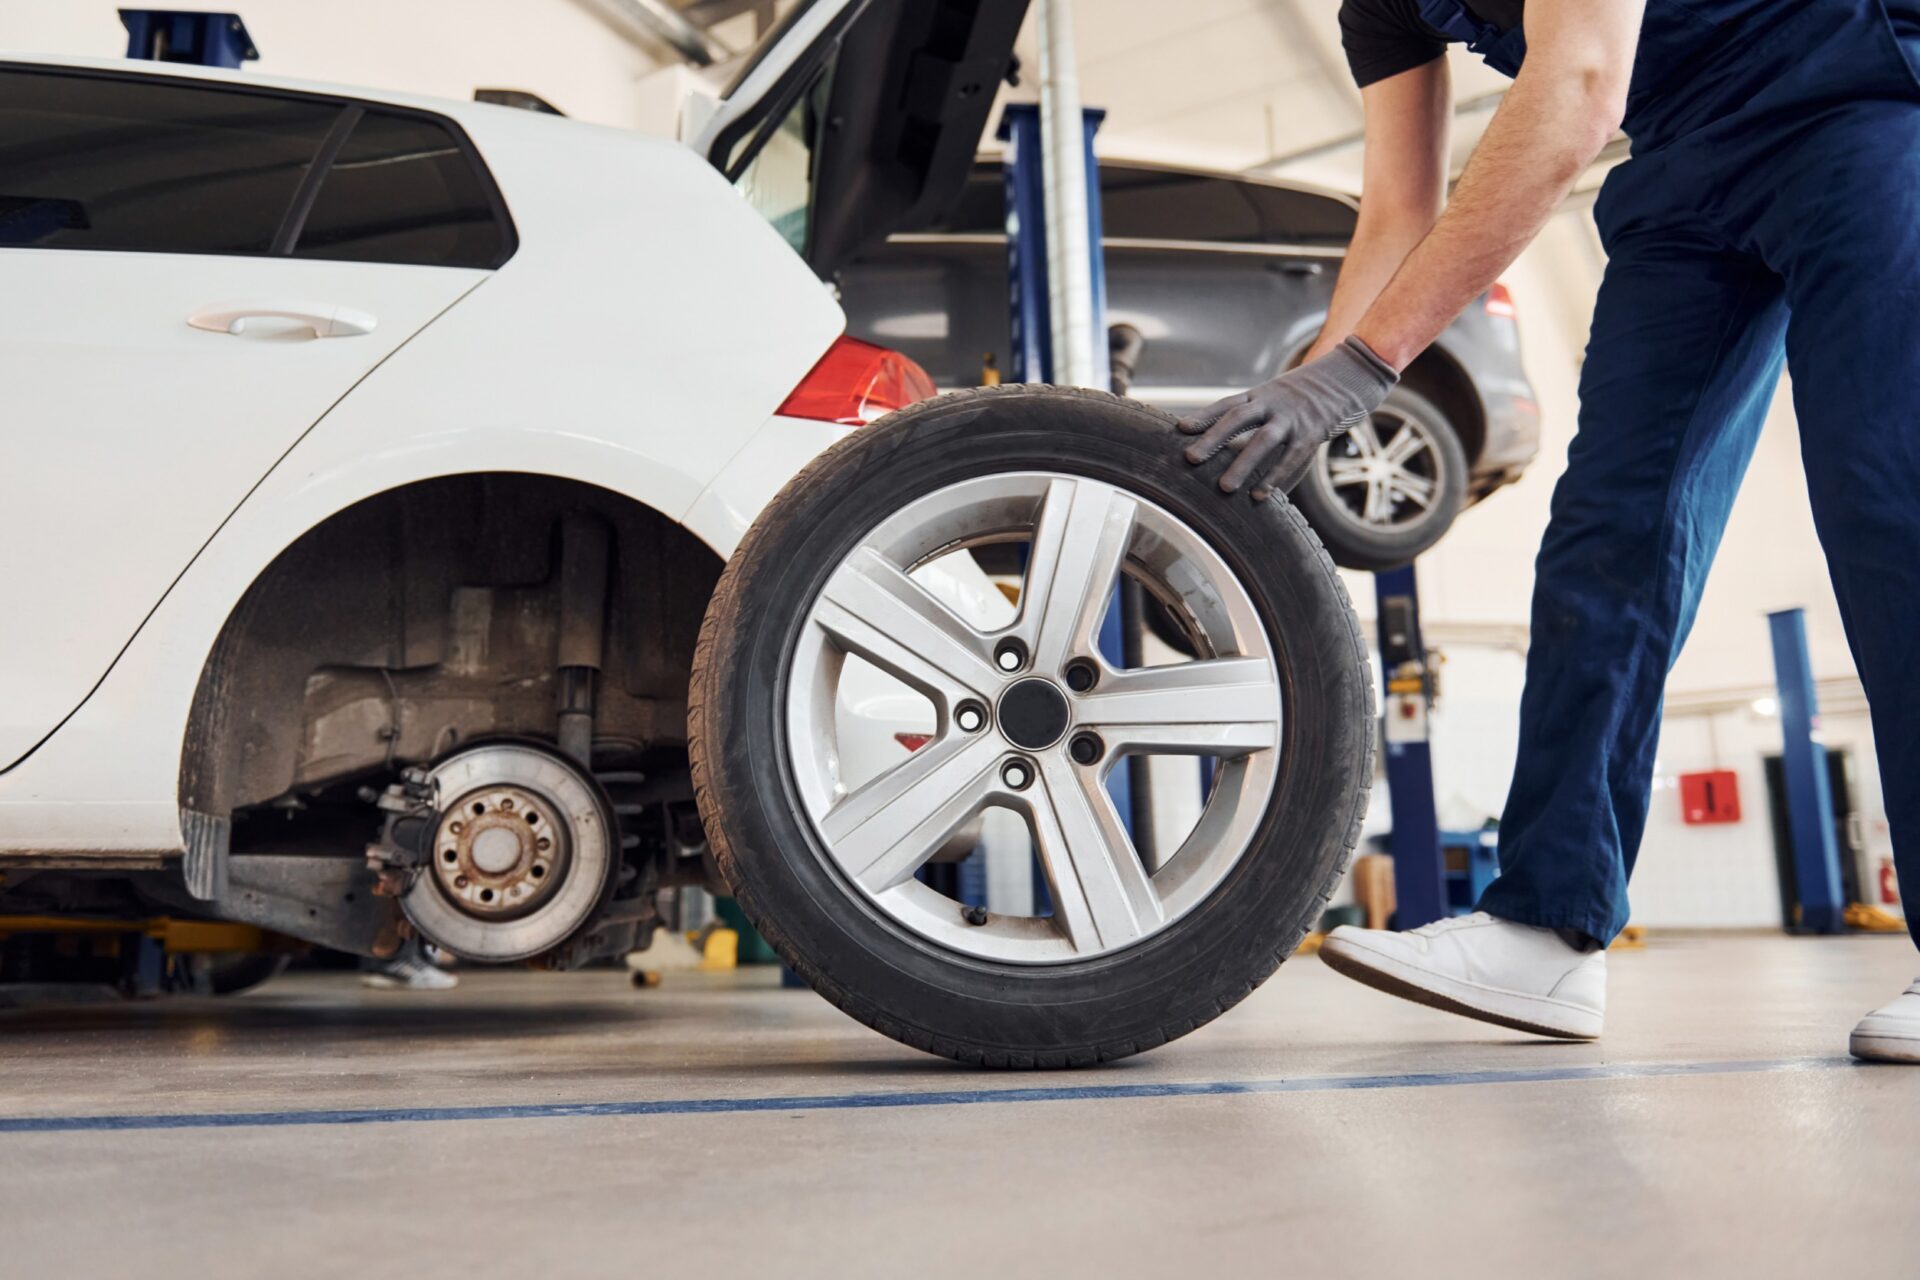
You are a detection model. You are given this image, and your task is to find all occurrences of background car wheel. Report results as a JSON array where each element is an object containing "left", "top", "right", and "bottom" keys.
[
  {"left": 1290, "top": 386, "right": 1467, "bottom": 573},
  {"left": 199, "top": 952, "right": 291, "bottom": 996},
  {"left": 690, "top": 386, "right": 1374, "bottom": 1068}
]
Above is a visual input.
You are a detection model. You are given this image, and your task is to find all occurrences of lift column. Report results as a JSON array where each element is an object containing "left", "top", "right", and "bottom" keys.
[
  {"left": 1377, "top": 564, "right": 1448, "bottom": 928},
  {"left": 1767, "top": 608, "right": 1846, "bottom": 934}
]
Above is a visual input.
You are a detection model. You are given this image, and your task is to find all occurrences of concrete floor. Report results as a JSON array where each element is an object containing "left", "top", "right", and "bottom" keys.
[{"left": 3, "top": 933, "right": 1916, "bottom": 1279}]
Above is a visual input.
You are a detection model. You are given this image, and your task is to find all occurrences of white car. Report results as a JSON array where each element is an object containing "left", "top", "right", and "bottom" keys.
[{"left": 0, "top": 0, "right": 1372, "bottom": 1066}]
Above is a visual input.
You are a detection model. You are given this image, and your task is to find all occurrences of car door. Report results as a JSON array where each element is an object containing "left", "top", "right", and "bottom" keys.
[{"left": 0, "top": 65, "right": 510, "bottom": 770}]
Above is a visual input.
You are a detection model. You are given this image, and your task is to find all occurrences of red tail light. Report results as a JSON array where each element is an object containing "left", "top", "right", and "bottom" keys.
[
  {"left": 1485, "top": 282, "right": 1518, "bottom": 319},
  {"left": 779, "top": 336, "right": 938, "bottom": 426}
]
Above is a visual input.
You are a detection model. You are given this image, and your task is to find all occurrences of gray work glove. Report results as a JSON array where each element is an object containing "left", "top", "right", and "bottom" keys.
[{"left": 1178, "top": 336, "right": 1398, "bottom": 500}]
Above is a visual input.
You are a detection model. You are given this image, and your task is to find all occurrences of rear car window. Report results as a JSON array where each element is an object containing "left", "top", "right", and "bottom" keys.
[
  {"left": 293, "top": 109, "right": 509, "bottom": 268},
  {"left": 919, "top": 162, "right": 1358, "bottom": 246},
  {"left": 0, "top": 68, "right": 335, "bottom": 254}
]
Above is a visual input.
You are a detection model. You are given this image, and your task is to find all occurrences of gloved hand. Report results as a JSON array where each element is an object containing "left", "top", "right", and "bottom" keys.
[{"left": 1178, "top": 336, "right": 1398, "bottom": 500}]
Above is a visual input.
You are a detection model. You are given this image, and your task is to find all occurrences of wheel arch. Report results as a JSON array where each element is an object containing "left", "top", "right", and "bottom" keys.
[
  {"left": 178, "top": 468, "right": 725, "bottom": 830},
  {"left": 1399, "top": 339, "right": 1487, "bottom": 467}
]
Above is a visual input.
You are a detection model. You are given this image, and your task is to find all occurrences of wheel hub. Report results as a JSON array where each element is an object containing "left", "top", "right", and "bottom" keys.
[
  {"left": 997, "top": 677, "right": 1070, "bottom": 750},
  {"left": 399, "top": 742, "right": 614, "bottom": 963},
  {"left": 430, "top": 783, "right": 566, "bottom": 919}
]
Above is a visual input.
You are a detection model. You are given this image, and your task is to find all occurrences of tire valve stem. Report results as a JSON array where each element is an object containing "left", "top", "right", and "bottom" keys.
[{"left": 962, "top": 905, "right": 989, "bottom": 926}]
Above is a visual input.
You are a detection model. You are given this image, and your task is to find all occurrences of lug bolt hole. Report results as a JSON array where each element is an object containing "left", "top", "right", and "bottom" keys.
[
  {"left": 1069, "top": 732, "right": 1104, "bottom": 766},
  {"left": 955, "top": 701, "right": 989, "bottom": 734},
  {"left": 1065, "top": 660, "right": 1099, "bottom": 693},
  {"left": 993, "top": 638, "right": 1028, "bottom": 673},
  {"left": 479, "top": 889, "right": 494, "bottom": 903},
  {"left": 1001, "top": 758, "right": 1034, "bottom": 791},
  {"left": 442, "top": 849, "right": 457, "bottom": 864},
  {"left": 526, "top": 812, "right": 539, "bottom": 825},
  {"left": 531, "top": 865, "right": 546, "bottom": 879},
  {"left": 471, "top": 802, "right": 485, "bottom": 816}
]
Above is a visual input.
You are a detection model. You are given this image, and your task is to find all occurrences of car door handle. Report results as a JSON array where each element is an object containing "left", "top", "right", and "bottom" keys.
[
  {"left": 187, "top": 302, "right": 378, "bottom": 338},
  {"left": 1277, "top": 262, "right": 1323, "bottom": 277}
]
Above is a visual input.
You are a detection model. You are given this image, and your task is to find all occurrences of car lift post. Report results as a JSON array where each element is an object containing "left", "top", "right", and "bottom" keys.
[
  {"left": 119, "top": 9, "right": 259, "bottom": 67},
  {"left": 1766, "top": 608, "right": 1846, "bottom": 933},
  {"left": 1376, "top": 564, "right": 1448, "bottom": 928}
]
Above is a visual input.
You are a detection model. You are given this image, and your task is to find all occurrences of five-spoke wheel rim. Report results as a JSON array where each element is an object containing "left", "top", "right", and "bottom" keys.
[
  {"left": 1318, "top": 405, "right": 1443, "bottom": 530},
  {"left": 784, "top": 471, "right": 1283, "bottom": 965}
]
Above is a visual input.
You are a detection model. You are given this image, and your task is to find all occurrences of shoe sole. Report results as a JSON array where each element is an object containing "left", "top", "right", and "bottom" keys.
[
  {"left": 1850, "top": 1032, "right": 1920, "bottom": 1063},
  {"left": 1320, "top": 935, "right": 1602, "bottom": 1040}
]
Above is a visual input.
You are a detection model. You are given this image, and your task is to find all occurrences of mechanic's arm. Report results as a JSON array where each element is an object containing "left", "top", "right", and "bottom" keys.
[
  {"left": 1183, "top": 0, "right": 1646, "bottom": 499},
  {"left": 1351, "top": 0, "right": 1642, "bottom": 367},
  {"left": 1303, "top": 58, "right": 1452, "bottom": 363}
]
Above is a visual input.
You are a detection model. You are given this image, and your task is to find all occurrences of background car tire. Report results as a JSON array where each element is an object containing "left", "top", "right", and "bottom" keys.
[
  {"left": 1290, "top": 386, "right": 1468, "bottom": 573},
  {"left": 201, "top": 952, "right": 291, "bottom": 996},
  {"left": 690, "top": 386, "right": 1374, "bottom": 1068}
]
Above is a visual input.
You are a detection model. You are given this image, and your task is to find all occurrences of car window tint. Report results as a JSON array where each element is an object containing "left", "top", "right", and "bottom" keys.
[
  {"left": 0, "top": 69, "right": 335, "bottom": 254},
  {"left": 293, "top": 109, "right": 506, "bottom": 268},
  {"left": 1098, "top": 168, "right": 1262, "bottom": 242},
  {"left": 1244, "top": 183, "right": 1358, "bottom": 245}
]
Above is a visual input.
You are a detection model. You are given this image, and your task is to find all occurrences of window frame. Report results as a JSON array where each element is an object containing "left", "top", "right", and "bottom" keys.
[{"left": 0, "top": 61, "right": 518, "bottom": 268}]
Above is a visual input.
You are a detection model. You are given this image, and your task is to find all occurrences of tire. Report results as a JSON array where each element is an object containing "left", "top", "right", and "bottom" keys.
[
  {"left": 689, "top": 386, "right": 1374, "bottom": 1068},
  {"left": 1290, "top": 386, "right": 1468, "bottom": 573},
  {"left": 203, "top": 952, "right": 291, "bottom": 996}
]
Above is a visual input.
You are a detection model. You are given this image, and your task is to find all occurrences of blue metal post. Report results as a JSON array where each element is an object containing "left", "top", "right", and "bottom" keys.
[
  {"left": 996, "top": 105, "right": 1051, "bottom": 384},
  {"left": 1767, "top": 609, "right": 1846, "bottom": 934},
  {"left": 1376, "top": 565, "right": 1447, "bottom": 928},
  {"left": 120, "top": 10, "right": 259, "bottom": 67}
]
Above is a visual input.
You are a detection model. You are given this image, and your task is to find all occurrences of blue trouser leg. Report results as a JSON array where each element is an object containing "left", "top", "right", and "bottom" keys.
[
  {"left": 1754, "top": 101, "right": 1920, "bottom": 949},
  {"left": 1477, "top": 194, "right": 1788, "bottom": 944}
]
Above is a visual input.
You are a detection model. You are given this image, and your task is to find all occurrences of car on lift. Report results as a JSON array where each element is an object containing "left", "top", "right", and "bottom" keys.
[
  {"left": 0, "top": 0, "right": 1374, "bottom": 1065},
  {"left": 838, "top": 159, "right": 1542, "bottom": 571}
]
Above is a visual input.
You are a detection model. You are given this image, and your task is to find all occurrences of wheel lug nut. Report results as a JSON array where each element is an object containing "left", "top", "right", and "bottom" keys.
[
  {"left": 1064, "top": 659, "right": 1099, "bottom": 693},
  {"left": 962, "top": 905, "right": 989, "bottom": 926},
  {"left": 1001, "top": 758, "right": 1034, "bottom": 790},
  {"left": 454, "top": 875, "right": 470, "bottom": 889},
  {"left": 955, "top": 700, "right": 988, "bottom": 733},
  {"left": 1069, "top": 732, "right": 1103, "bottom": 766},
  {"left": 993, "top": 638, "right": 1028, "bottom": 673}
]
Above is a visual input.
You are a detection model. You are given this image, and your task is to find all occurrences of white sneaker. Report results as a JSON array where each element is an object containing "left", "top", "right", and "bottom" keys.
[
  {"left": 361, "top": 956, "right": 459, "bottom": 991},
  {"left": 1320, "top": 911, "right": 1605, "bottom": 1040},
  {"left": 1851, "top": 980, "right": 1920, "bottom": 1063}
]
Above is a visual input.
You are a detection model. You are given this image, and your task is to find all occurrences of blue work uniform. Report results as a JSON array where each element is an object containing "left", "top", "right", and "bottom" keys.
[{"left": 1432, "top": 0, "right": 1920, "bottom": 947}]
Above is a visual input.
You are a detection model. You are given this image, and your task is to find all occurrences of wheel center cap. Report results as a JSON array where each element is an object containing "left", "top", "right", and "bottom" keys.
[{"left": 997, "top": 677, "right": 1071, "bottom": 750}]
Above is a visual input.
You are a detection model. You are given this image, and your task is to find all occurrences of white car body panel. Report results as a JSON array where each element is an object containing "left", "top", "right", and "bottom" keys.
[
  {"left": 0, "top": 250, "right": 485, "bottom": 769},
  {"left": 0, "top": 56, "right": 846, "bottom": 854}
]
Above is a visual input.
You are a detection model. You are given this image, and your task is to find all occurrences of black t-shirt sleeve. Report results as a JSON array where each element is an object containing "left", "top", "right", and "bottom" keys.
[{"left": 1339, "top": 0, "right": 1449, "bottom": 88}]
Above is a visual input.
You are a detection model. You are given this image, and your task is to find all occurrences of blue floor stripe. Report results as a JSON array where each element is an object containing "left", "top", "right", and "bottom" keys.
[{"left": 0, "top": 1057, "right": 1852, "bottom": 1135}]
